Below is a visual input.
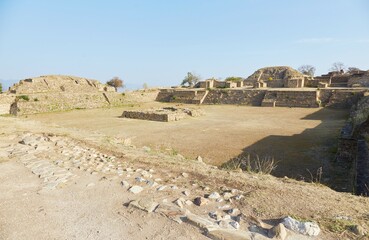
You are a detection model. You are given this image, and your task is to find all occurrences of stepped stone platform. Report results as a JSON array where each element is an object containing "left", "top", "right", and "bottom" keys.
[
  {"left": 0, "top": 75, "right": 126, "bottom": 115},
  {"left": 157, "top": 88, "right": 369, "bottom": 109},
  {"left": 121, "top": 107, "right": 204, "bottom": 122}
]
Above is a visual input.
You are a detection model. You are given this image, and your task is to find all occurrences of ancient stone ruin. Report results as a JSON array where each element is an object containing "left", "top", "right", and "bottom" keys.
[
  {"left": 121, "top": 107, "right": 204, "bottom": 122},
  {"left": 157, "top": 66, "right": 369, "bottom": 109},
  {"left": 244, "top": 66, "right": 309, "bottom": 88},
  {"left": 1, "top": 75, "right": 126, "bottom": 115}
]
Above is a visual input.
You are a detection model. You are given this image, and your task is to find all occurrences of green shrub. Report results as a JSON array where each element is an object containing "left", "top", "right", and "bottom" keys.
[
  {"left": 17, "top": 95, "right": 30, "bottom": 101},
  {"left": 225, "top": 77, "right": 243, "bottom": 82},
  {"left": 34, "top": 98, "right": 39, "bottom": 102}
]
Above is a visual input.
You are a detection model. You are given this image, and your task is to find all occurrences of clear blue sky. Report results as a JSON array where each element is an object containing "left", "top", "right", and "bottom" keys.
[{"left": 0, "top": 0, "right": 369, "bottom": 89}]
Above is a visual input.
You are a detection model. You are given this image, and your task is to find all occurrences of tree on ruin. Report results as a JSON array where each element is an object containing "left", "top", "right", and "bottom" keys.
[
  {"left": 107, "top": 77, "right": 125, "bottom": 91},
  {"left": 330, "top": 62, "right": 346, "bottom": 72},
  {"left": 347, "top": 67, "right": 362, "bottom": 74},
  {"left": 225, "top": 76, "right": 243, "bottom": 82},
  {"left": 181, "top": 72, "right": 200, "bottom": 87},
  {"left": 298, "top": 65, "right": 316, "bottom": 77}
]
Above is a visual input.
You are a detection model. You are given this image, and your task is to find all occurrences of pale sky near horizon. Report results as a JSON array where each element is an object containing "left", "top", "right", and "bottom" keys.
[{"left": 0, "top": 0, "right": 369, "bottom": 89}]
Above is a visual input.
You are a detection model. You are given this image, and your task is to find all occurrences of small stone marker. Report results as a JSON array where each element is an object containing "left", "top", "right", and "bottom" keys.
[{"left": 129, "top": 185, "right": 143, "bottom": 194}]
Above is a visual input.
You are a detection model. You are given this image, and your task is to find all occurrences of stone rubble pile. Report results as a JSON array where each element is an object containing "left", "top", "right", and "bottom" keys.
[{"left": 1, "top": 133, "right": 322, "bottom": 240}]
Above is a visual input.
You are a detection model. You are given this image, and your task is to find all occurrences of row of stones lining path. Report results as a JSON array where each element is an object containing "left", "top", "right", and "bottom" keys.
[{"left": 1, "top": 132, "right": 318, "bottom": 240}]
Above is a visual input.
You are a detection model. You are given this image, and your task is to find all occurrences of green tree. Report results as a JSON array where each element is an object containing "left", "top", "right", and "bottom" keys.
[
  {"left": 107, "top": 76, "right": 125, "bottom": 91},
  {"left": 298, "top": 65, "right": 316, "bottom": 77},
  {"left": 0, "top": 82, "right": 2, "bottom": 93},
  {"left": 143, "top": 83, "right": 149, "bottom": 89},
  {"left": 225, "top": 77, "right": 243, "bottom": 82},
  {"left": 181, "top": 72, "right": 200, "bottom": 87}
]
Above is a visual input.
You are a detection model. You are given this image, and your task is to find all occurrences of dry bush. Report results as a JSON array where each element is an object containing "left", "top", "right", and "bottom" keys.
[{"left": 222, "top": 154, "right": 278, "bottom": 174}]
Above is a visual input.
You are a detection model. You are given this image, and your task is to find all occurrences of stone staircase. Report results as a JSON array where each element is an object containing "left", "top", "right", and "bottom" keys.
[{"left": 191, "top": 90, "right": 208, "bottom": 104}]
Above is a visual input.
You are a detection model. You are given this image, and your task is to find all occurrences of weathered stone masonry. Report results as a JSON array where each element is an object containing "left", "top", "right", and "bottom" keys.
[
  {"left": 1, "top": 75, "right": 126, "bottom": 116},
  {"left": 157, "top": 88, "right": 368, "bottom": 109}
]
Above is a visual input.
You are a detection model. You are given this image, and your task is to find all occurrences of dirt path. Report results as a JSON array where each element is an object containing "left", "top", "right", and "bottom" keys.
[{"left": 0, "top": 134, "right": 207, "bottom": 240}]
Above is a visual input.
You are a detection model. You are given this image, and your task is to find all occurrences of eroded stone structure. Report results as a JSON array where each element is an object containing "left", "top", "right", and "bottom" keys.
[
  {"left": 121, "top": 107, "right": 204, "bottom": 122},
  {"left": 307, "top": 70, "right": 369, "bottom": 88},
  {"left": 0, "top": 75, "right": 126, "bottom": 115},
  {"left": 158, "top": 66, "right": 369, "bottom": 109},
  {"left": 245, "top": 66, "right": 308, "bottom": 88}
]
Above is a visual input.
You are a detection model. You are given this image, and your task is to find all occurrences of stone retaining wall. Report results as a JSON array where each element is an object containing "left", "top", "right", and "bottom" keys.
[
  {"left": 348, "top": 73, "right": 369, "bottom": 87},
  {"left": 333, "top": 93, "right": 369, "bottom": 195},
  {"left": 10, "top": 92, "right": 124, "bottom": 116},
  {"left": 157, "top": 88, "right": 369, "bottom": 109},
  {"left": 262, "top": 90, "right": 319, "bottom": 108},
  {"left": 156, "top": 89, "right": 198, "bottom": 104},
  {"left": 202, "top": 89, "right": 267, "bottom": 106},
  {"left": 321, "top": 89, "right": 365, "bottom": 109},
  {"left": 0, "top": 94, "right": 16, "bottom": 115}
]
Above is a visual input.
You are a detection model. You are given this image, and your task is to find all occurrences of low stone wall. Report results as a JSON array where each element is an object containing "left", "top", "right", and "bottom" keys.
[
  {"left": 10, "top": 92, "right": 125, "bottom": 116},
  {"left": 202, "top": 89, "right": 267, "bottom": 106},
  {"left": 121, "top": 107, "right": 204, "bottom": 122},
  {"left": 122, "top": 110, "right": 184, "bottom": 122}
]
